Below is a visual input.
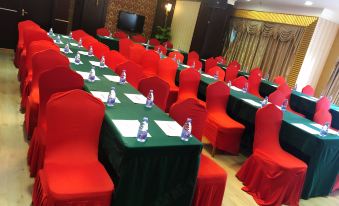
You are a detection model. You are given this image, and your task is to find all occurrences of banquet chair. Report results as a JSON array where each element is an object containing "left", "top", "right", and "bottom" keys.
[
  {"left": 228, "top": 60, "right": 240, "bottom": 69},
  {"left": 302, "top": 85, "right": 315, "bottom": 96},
  {"left": 72, "top": 29, "right": 90, "bottom": 41},
  {"left": 231, "top": 76, "right": 248, "bottom": 89},
  {"left": 313, "top": 109, "right": 332, "bottom": 125},
  {"left": 138, "top": 77, "right": 170, "bottom": 111},
  {"left": 215, "top": 56, "right": 226, "bottom": 64},
  {"left": 168, "top": 51, "right": 184, "bottom": 63},
  {"left": 81, "top": 35, "right": 98, "bottom": 50},
  {"left": 28, "top": 67, "right": 84, "bottom": 176},
  {"left": 149, "top": 38, "right": 160, "bottom": 46},
  {"left": 248, "top": 71, "right": 262, "bottom": 98},
  {"left": 32, "top": 89, "right": 114, "bottom": 206},
  {"left": 96, "top": 27, "right": 110, "bottom": 36},
  {"left": 205, "top": 57, "right": 218, "bottom": 73},
  {"left": 115, "top": 61, "right": 146, "bottom": 89},
  {"left": 203, "top": 81, "right": 245, "bottom": 156},
  {"left": 277, "top": 83, "right": 305, "bottom": 117},
  {"left": 273, "top": 76, "right": 286, "bottom": 86},
  {"left": 237, "top": 104, "right": 307, "bottom": 206},
  {"left": 158, "top": 58, "right": 179, "bottom": 112},
  {"left": 129, "top": 44, "right": 146, "bottom": 64},
  {"left": 162, "top": 41, "right": 173, "bottom": 48},
  {"left": 268, "top": 90, "right": 286, "bottom": 106},
  {"left": 119, "top": 38, "right": 134, "bottom": 58},
  {"left": 176, "top": 69, "right": 201, "bottom": 103},
  {"left": 188, "top": 51, "right": 199, "bottom": 63},
  {"left": 206, "top": 66, "right": 225, "bottom": 81},
  {"left": 316, "top": 96, "right": 331, "bottom": 112},
  {"left": 24, "top": 50, "right": 70, "bottom": 138},
  {"left": 105, "top": 50, "right": 128, "bottom": 72},
  {"left": 225, "top": 65, "right": 240, "bottom": 82},
  {"left": 92, "top": 41, "right": 110, "bottom": 59},
  {"left": 113, "top": 31, "right": 128, "bottom": 39},
  {"left": 140, "top": 50, "right": 160, "bottom": 77},
  {"left": 132, "top": 34, "right": 147, "bottom": 43},
  {"left": 154, "top": 45, "right": 167, "bottom": 55},
  {"left": 250, "top": 67, "right": 263, "bottom": 77},
  {"left": 187, "top": 58, "right": 203, "bottom": 71}
]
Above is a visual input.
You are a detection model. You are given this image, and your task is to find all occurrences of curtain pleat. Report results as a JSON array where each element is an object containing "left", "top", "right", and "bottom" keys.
[{"left": 323, "top": 63, "right": 339, "bottom": 104}]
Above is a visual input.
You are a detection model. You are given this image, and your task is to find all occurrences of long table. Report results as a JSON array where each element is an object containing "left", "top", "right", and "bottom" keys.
[{"left": 52, "top": 34, "right": 202, "bottom": 206}]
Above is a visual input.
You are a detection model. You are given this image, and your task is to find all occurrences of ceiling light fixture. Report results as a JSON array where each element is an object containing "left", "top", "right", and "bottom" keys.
[{"left": 304, "top": 1, "right": 313, "bottom": 6}]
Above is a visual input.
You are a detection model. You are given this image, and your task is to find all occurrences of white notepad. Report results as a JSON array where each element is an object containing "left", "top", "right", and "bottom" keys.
[
  {"left": 242, "top": 99, "right": 262, "bottom": 107},
  {"left": 62, "top": 35, "right": 71, "bottom": 39},
  {"left": 310, "top": 123, "right": 337, "bottom": 135},
  {"left": 201, "top": 74, "right": 214, "bottom": 79},
  {"left": 292, "top": 123, "right": 319, "bottom": 135},
  {"left": 104, "top": 75, "right": 122, "bottom": 82},
  {"left": 75, "top": 71, "right": 100, "bottom": 80},
  {"left": 78, "top": 51, "right": 89, "bottom": 56},
  {"left": 230, "top": 86, "right": 242, "bottom": 92},
  {"left": 124, "top": 93, "right": 147, "bottom": 104},
  {"left": 154, "top": 120, "right": 182, "bottom": 137},
  {"left": 68, "top": 58, "right": 83, "bottom": 65},
  {"left": 69, "top": 42, "right": 82, "bottom": 47},
  {"left": 89, "top": 61, "right": 107, "bottom": 68},
  {"left": 112, "top": 120, "right": 151, "bottom": 137},
  {"left": 53, "top": 40, "right": 64, "bottom": 44},
  {"left": 90, "top": 91, "right": 120, "bottom": 103}
]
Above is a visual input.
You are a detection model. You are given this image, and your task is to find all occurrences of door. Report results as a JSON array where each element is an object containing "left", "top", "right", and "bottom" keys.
[
  {"left": 0, "top": 0, "right": 20, "bottom": 48},
  {"left": 21, "top": 0, "right": 54, "bottom": 30}
]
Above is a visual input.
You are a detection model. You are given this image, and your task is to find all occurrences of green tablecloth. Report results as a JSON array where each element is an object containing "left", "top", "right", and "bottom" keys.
[
  {"left": 53, "top": 35, "right": 202, "bottom": 206},
  {"left": 176, "top": 65, "right": 339, "bottom": 199}
]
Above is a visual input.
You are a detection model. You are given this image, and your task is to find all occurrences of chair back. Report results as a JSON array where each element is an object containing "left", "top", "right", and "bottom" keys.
[
  {"left": 231, "top": 76, "right": 248, "bottom": 89},
  {"left": 188, "top": 51, "right": 199, "bottom": 63},
  {"left": 141, "top": 50, "right": 160, "bottom": 75},
  {"left": 302, "top": 85, "right": 315, "bottom": 96},
  {"left": 225, "top": 65, "right": 239, "bottom": 82},
  {"left": 162, "top": 41, "right": 173, "bottom": 48},
  {"left": 72, "top": 29, "right": 90, "bottom": 41},
  {"left": 215, "top": 56, "right": 226, "bottom": 64},
  {"left": 273, "top": 76, "right": 286, "bottom": 86},
  {"left": 23, "top": 27, "right": 53, "bottom": 50},
  {"left": 250, "top": 68, "right": 263, "bottom": 77},
  {"left": 313, "top": 109, "right": 332, "bottom": 125},
  {"left": 268, "top": 90, "right": 286, "bottom": 106},
  {"left": 187, "top": 59, "right": 202, "bottom": 71},
  {"left": 178, "top": 69, "right": 201, "bottom": 101},
  {"left": 168, "top": 51, "right": 184, "bottom": 63},
  {"left": 248, "top": 71, "right": 261, "bottom": 96},
  {"left": 82, "top": 35, "right": 98, "bottom": 50},
  {"left": 316, "top": 96, "right": 331, "bottom": 112},
  {"left": 206, "top": 81, "right": 230, "bottom": 114},
  {"left": 115, "top": 61, "right": 146, "bottom": 88},
  {"left": 96, "top": 27, "right": 110, "bottom": 36},
  {"left": 206, "top": 66, "right": 225, "bottom": 81},
  {"left": 154, "top": 45, "right": 167, "bottom": 55},
  {"left": 119, "top": 38, "right": 134, "bottom": 57},
  {"left": 113, "top": 31, "right": 128, "bottom": 39},
  {"left": 129, "top": 44, "right": 146, "bottom": 64},
  {"left": 44, "top": 89, "right": 105, "bottom": 165},
  {"left": 205, "top": 57, "right": 218, "bottom": 73},
  {"left": 105, "top": 50, "right": 128, "bottom": 71},
  {"left": 138, "top": 76, "right": 170, "bottom": 111},
  {"left": 169, "top": 98, "right": 207, "bottom": 141},
  {"left": 132, "top": 34, "right": 147, "bottom": 43},
  {"left": 228, "top": 60, "right": 240, "bottom": 69},
  {"left": 92, "top": 41, "right": 110, "bottom": 59},
  {"left": 277, "top": 83, "right": 292, "bottom": 99},
  {"left": 158, "top": 58, "right": 178, "bottom": 85},
  {"left": 149, "top": 38, "right": 160, "bottom": 46}
]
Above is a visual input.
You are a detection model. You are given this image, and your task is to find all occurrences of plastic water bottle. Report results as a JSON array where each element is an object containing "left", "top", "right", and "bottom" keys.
[
  {"left": 88, "top": 46, "right": 94, "bottom": 56},
  {"left": 264, "top": 73, "right": 269, "bottom": 81},
  {"left": 281, "top": 99, "right": 288, "bottom": 112},
  {"left": 157, "top": 47, "right": 161, "bottom": 54},
  {"left": 293, "top": 84, "right": 297, "bottom": 91},
  {"left": 213, "top": 71, "right": 219, "bottom": 80},
  {"left": 177, "top": 59, "right": 180, "bottom": 65},
  {"left": 69, "top": 32, "right": 72, "bottom": 39},
  {"left": 261, "top": 96, "right": 268, "bottom": 108},
  {"left": 145, "top": 90, "right": 154, "bottom": 108},
  {"left": 100, "top": 56, "right": 105, "bottom": 68},
  {"left": 137, "top": 117, "right": 149, "bottom": 142},
  {"left": 164, "top": 42, "right": 168, "bottom": 49},
  {"left": 64, "top": 43, "right": 70, "bottom": 53},
  {"left": 146, "top": 40, "right": 150, "bottom": 50},
  {"left": 48, "top": 28, "right": 53, "bottom": 36},
  {"left": 181, "top": 118, "right": 192, "bottom": 141},
  {"left": 242, "top": 82, "right": 248, "bottom": 93},
  {"left": 78, "top": 38, "right": 83, "bottom": 47},
  {"left": 88, "top": 66, "right": 96, "bottom": 82},
  {"left": 56, "top": 35, "right": 61, "bottom": 43},
  {"left": 319, "top": 122, "right": 330, "bottom": 137},
  {"left": 74, "top": 52, "right": 81, "bottom": 65},
  {"left": 227, "top": 81, "right": 232, "bottom": 87},
  {"left": 172, "top": 54, "right": 177, "bottom": 61},
  {"left": 119, "top": 70, "right": 127, "bottom": 84},
  {"left": 191, "top": 61, "right": 196, "bottom": 69},
  {"left": 107, "top": 87, "right": 116, "bottom": 107},
  {"left": 109, "top": 32, "right": 112, "bottom": 38}
]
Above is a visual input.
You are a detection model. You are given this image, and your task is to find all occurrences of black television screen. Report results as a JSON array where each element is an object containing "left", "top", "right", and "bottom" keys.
[{"left": 117, "top": 11, "right": 145, "bottom": 33}]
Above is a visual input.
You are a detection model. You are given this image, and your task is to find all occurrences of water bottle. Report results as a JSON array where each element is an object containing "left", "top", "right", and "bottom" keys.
[
  {"left": 191, "top": 61, "right": 196, "bottom": 69},
  {"left": 88, "top": 66, "right": 96, "bottom": 82},
  {"left": 88, "top": 46, "right": 94, "bottom": 56},
  {"left": 281, "top": 99, "right": 288, "bottom": 112},
  {"left": 328, "top": 96, "right": 333, "bottom": 102},
  {"left": 172, "top": 54, "right": 177, "bottom": 62},
  {"left": 264, "top": 73, "right": 269, "bottom": 81},
  {"left": 109, "top": 32, "right": 113, "bottom": 38},
  {"left": 100, "top": 56, "right": 105, "bottom": 68},
  {"left": 48, "top": 28, "right": 53, "bottom": 36},
  {"left": 242, "top": 82, "right": 248, "bottom": 93},
  {"left": 146, "top": 40, "right": 150, "bottom": 50},
  {"left": 157, "top": 47, "right": 161, "bottom": 54},
  {"left": 145, "top": 90, "right": 154, "bottom": 108},
  {"left": 107, "top": 87, "right": 116, "bottom": 107},
  {"left": 227, "top": 81, "right": 232, "bottom": 87},
  {"left": 56, "top": 35, "right": 61, "bottom": 43},
  {"left": 261, "top": 96, "right": 268, "bottom": 108},
  {"left": 74, "top": 52, "right": 81, "bottom": 65},
  {"left": 119, "top": 70, "right": 127, "bottom": 84},
  {"left": 69, "top": 32, "right": 73, "bottom": 39},
  {"left": 137, "top": 117, "right": 149, "bottom": 142},
  {"left": 164, "top": 42, "right": 168, "bottom": 49},
  {"left": 293, "top": 84, "right": 297, "bottom": 91},
  {"left": 213, "top": 71, "right": 219, "bottom": 80},
  {"left": 319, "top": 122, "right": 330, "bottom": 137},
  {"left": 181, "top": 118, "right": 192, "bottom": 141},
  {"left": 78, "top": 38, "right": 83, "bottom": 47},
  {"left": 64, "top": 43, "right": 70, "bottom": 53}
]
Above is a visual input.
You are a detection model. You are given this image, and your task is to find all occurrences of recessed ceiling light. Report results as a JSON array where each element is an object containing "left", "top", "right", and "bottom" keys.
[
  {"left": 305, "top": 1, "right": 313, "bottom": 6},
  {"left": 246, "top": 0, "right": 251, "bottom": 2}
]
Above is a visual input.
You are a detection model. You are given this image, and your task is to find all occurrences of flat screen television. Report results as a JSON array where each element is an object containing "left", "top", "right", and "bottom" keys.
[{"left": 117, "top": 11, "right": 145, "bottom": 33}]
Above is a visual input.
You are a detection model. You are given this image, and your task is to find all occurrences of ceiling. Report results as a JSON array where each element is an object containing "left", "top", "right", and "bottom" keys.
[{"left": 236, "top": 0, "right": 339, "bottom": 10}]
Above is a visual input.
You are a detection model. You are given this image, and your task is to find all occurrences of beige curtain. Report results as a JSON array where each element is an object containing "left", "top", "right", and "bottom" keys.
[
  {"left": 323, "top": 62, "right": 339, "bottom": 104},
  {"left": 224, "top": 18, "right": 305, "bottom": 81}
]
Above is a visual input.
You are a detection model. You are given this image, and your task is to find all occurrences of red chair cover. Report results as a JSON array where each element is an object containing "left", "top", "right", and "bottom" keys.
[
  {"left": 92, "top": 41, "right": 110, "bottom": 59},
  {"left": 203, "top": 81, "right": 245, "bottom": 155},
  {"left": 215, "top": 56, "right": 226, "bottom": 64},
  {"left": 231, "top": 76, "right": 247, "bottom": 89},
  {"left": 177, "top": 69, "right": 201, "bottom": 103},
  {"left": 162, "top": 41, "right": 173, "bottom": 48},
  {"left": 225, "top": 65, "right": 239, "bottom": 82},
  {"left": 248, "top": 71, "right": 262, "bottom": 98},
  {"left": 187, "top": 59, "right": 203, "bottom": 71},
  {"left": 188, "top": 51, "right": 199, "bottom": 63},
  {"left": 333, "top": 175, "right": 339, "bottom": 192},
  {"left": 32, "top": 90, "right": 114, "bottom": 206},
  {"left": 129, "top": 44, "right": 146, "bottom": 64},
  {"left": 140, "top": 50, "right": 160, "bottom": 77},
  {"left": 119, "top": 38, "right": 134, "bottom": 58},
  {"left": 205, "top": 57, "right": 218, "bottom": 73},
  {"left": 249, "top": 68, "right": 263, "bottom": 77},
  {"left": 96, "top": 27, "right": 110, "bottom": 36},
  {"left": 113, "top": 31, "right": 128, "bottom": 39},
  {"left": 273, "top": 76, "right": 286, "bottom": 86},
  {"left": 301, "top": 85, "right": 315, "bottom": 96},
  {"left": 81, "top": 35, "right": 98, "bottom": 50},
  {"left": 72, "top": 29, "right": 90, "bottom": 41},
  {"left": 154, "top": 45, "right": 167, "bottom": 55},
  {"left": 316, "top": 96, "right": 331, "bottom": 112},
  {"left": 277, "top": 83, "right": 292, "bottom": 99},
  {"left": 313, "top": 109, "right": 332, "bottom": 125},
  {"left": 149, "top": 38, "right": 160, "bottom": 46},
  {"left": 132, "top": 34, "right": 147, "bottom": 43},
  {"left": 138, "top": 76, "right": 170, "bottom": 111},
  {"left": 115, "top": 61, "right": 146, "bottom": 89},
  {"left": 105, "top": 50, "right": 128, "bottom": 71},
  {"left": 24, "top": 50, "right": 69, "bottom": 138},
  {"left": 237, "top": 104, "right": 307, "bottom": 206},
  {"left": 28, "top": 67, "right": 84, "bottom": 176},
  {"left": 268, "top": 90, "right": 285, "bottom": 106},
  {"left": 168, "top": 51, "right": 184, "bottom": 63},
  {"left": 158, "top": 58, "right": 179, "bottom": 111},
  {"left": 206, "top": 66, "right": 225, "bottom": 81},
  {"left": 228, "top": 60, "right": 240, "bottom": 69}
]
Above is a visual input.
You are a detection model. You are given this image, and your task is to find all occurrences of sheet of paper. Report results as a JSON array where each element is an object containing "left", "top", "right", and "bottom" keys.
[
  {"left": 310, "top": 123, "right": 337, "bottom": 135},
  {"left": 124, "top": 93, "right": 147, "bottom": 104},
  {"left": 89, "top": 61, "right": 107, "bottom": 68},
  {"left": 231, "top": 86, "right": 242, "bottom": 92},
  {"left": 242, "top": 98, "right": 262, "bottom": 107},
  {"left": 78, "top": 51, "right": 89, "bottom": 56},
  {"left": 112, "top": 120, "right": 151, "bottom": 137},
  {"left": 53, "top": 40, "right": 64, "bottom": 44},
  {"left": 300, "top": 95, "right": 318, "bottom": 101},
  {"left": 104, "top": 75, "right": 122, "bottom": 83},
  {"left": 75, "top": 71, "right": 100, "bottom": 80},
  {"left": 59, "top": 48, "right": 73, "bottom": 54},
  {"left": 62, "top": 35, "right": 71, "bottom": 39},
  {"left": 292, "top": 123, "right": 319, "bottom": 135},
  {"left": 179, "top": 63, "right": 190, "bottom": 68},
  {"left": 90, "top": 91, "right": 120, "bottom": 103},
  {"left": 68, "top": 58, "right": 83, "bottom": 65},
  {"left": 201, "top": 74, "right": 214, "bottom": 79},
  {"left": 70, "top": 42, "right": 82, "bottom": 47},
  {"left": 154, "top": 120, "right": 183, "bottom": 137}
]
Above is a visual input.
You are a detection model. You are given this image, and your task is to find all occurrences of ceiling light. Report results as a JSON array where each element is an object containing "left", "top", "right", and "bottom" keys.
[
  {"left": 245, "top": 0, "right": 251, "bottom": 2},
  {"left": 304, "top": 1, "right": 313, "bottom": 6}
]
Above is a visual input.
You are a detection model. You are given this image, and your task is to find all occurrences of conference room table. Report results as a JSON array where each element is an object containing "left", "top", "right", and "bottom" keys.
[
  {"left": 175, "top": 64, "right": 339, "bottom": 199},
  {"left": 96, "top": 34, "right": 189, "bottom": 63},
  {"left": 51, "top": 34, "right": 202, "bottom": 206}
]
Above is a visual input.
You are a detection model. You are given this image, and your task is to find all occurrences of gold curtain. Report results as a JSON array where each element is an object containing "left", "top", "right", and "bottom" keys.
[
  {"left": 224, "top": 18, "right": 305, "bottom": 81},
  {"left": 323, "top": 62, "right": 339, "bottom": 104}
]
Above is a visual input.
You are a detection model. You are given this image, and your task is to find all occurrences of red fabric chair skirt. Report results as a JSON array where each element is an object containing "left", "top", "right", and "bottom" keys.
[
  {"left": 237, "top": 151, "right": 307, "bottom": 206},
  {"left": 28, "top": 126, "right": 46, "bottom": 177},
  {"left": 24, "top": 94, "right": 39, "bottom": 138},
  {"left": 193, "top": 155, "right": 227, "bottom": 206}
]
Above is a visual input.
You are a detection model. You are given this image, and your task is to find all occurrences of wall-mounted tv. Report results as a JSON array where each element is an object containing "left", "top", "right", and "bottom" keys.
[{"left": 117, "top": 11, "right": 145, "bottom": 33}]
